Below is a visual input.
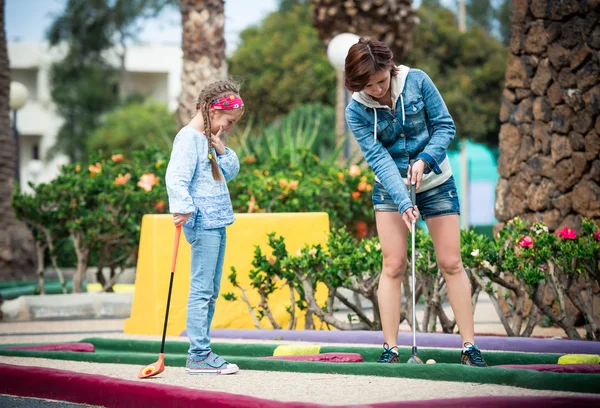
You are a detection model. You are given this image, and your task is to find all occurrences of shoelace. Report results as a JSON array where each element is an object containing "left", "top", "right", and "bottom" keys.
[
  {"left": 463, "top": 342, "right": 485, "bottom": 365},
  {"left": 378, "top": 342, "right": 397, "bottom": 362}
]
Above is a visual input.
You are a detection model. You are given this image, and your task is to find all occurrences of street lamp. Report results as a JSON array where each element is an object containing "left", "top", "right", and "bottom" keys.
[
  {"left": 327, "top": 33, "right": 359, "bottom": 160},
  {"left": 9, "top": 81, "right": 29, "bottom": 187}
]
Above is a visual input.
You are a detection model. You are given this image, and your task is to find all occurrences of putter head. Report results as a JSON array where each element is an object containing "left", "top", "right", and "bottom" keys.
[
  {"left": 407, "top": 355, "right": 424, "bottom": 364},
  {"left": 138, "top": 353, "right": 165, "bottom": 379}
]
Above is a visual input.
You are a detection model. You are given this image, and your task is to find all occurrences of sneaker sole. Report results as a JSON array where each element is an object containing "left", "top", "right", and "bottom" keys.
[{"left": 186, "top": 365, "right": 239, "bottom": 375}]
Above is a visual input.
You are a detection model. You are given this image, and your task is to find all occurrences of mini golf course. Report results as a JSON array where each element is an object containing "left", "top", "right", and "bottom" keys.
[{"left": 1, "top": 330, "right": 599, "bottom": 407}]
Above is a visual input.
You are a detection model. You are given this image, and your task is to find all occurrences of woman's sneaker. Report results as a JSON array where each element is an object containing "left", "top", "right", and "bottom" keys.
[
  {"left": 186, "top": 352, "right": 239, "bottom": 375},
  {"left": 461, "top": 342, "right": 487, "bottom": 367},
  {"left": 377, "top": 343, "right": 400, "bottom": 363}
]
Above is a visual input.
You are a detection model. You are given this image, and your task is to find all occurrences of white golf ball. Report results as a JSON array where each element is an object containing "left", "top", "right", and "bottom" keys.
[{"left": 426, "top": 359, "right": 436, "bottom": 364}]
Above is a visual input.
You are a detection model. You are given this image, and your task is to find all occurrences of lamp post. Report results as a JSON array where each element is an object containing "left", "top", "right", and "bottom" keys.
[
  {"left": 9, "top": 81, "right": 29, "bottom": 187},
  {"left": 327, "top": 33, "right": 359, "bottom": 160}
]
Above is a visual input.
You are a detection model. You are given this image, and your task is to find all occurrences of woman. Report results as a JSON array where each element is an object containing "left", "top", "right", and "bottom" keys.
[{"left": 344, "top": 38, "right": 486, "bottom": 367}]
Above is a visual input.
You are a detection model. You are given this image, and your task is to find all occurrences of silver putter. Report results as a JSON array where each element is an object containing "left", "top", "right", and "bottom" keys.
[{"left": 407, "top": 162, "right": 423, "bottom": 365}]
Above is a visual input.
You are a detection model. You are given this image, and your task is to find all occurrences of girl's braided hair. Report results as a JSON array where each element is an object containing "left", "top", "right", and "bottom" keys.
[{"left": 195, "top": 79, "right": 242, "bottom": 181}]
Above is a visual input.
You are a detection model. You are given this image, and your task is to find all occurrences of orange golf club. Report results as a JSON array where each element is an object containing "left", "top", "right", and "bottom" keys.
[{"left": 138, "top": 225, "right": 182, "bottom": 379}]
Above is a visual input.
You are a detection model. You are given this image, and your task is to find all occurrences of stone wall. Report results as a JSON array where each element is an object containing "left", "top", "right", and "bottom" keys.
[{"left": 495, "top": 0, "right": 600, "bottom": 231}]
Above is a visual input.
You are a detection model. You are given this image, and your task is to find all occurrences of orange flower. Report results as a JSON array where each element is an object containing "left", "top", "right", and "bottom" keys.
[
  {"left": 288, "top": 180, "right": 299, "bottom": 190},
  {"left": 366, "top": 184, "right": 373, "bottom": 192},
  {"left": 357, "top": 182, "right": 368, "bottom": 192},
  {"left": 111, "top": 154, "right": 124, "bottom": 163},
  {"left": 154, "top": 200, "right": 166, "bottom": 212},
  {"left": 360, "top": 176, "right": 367, "bottom": 182},
  {"left": 337, "top": 172, "right": 344, "bottom": 181},
  {"left": 279, "top": 179, "right": 288, "bottom": 188},
  {"left": 75, "top": 165, "right": 81, "bottom": 172},
  {"left": 349, "top": 164, "right": 361, "bottom": 177},
  {"left": 248, "top": 195, "right": 256, "bottom": 213},
  {"left": 356, "top": 221, "right": 368, "bottom": 238},
  {"left": 244, "top": 155, "right": 256, "bottom": 164},
  {"left": 137, "top": 173, "right": 159, "bottom": 192},
  {"left": 114, "top": 173, "right": 131, "bottom": 185},
  {"left": 89, "top": 163, "right": 102, "bottom": 177},
  {"left": 268, "top": 256, "right": 275, "bottom": 266},
  {"left": 352, "top": 191, "right": 361, "bottom": 200}
]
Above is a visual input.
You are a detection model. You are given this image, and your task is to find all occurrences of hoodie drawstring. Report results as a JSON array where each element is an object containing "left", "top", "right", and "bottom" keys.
[
  {"left": 373, "top": 108, "right": 378, "bottom": 144},
  {"left": 400, "top": 94, "right": 406, "bottom": 125}
]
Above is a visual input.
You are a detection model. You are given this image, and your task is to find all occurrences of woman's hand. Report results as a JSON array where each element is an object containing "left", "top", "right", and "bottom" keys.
[
  {"left": 211, "top": 126, "right": 226, "bottom": 156},
  {"left": 173, "top": 213, "right": 191, "bottom": 227},
  {"left": 401, "top": 206, "right": 420, "bottom": 230},
  {"left": 407, "top": 159, "right": 426, "bottom": 190}
]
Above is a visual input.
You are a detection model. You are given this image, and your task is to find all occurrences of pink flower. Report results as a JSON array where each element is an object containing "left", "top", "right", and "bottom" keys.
[
  {"left": 154, "top": 200, "right": 166, "bottom": 212},
  {"left": 594, "top": 231, "right": 600, "bottom": 242},
  {"left": 114, "top": 173, "right": 131, "bottom": 185},
  {"left": 137, "top": 173, "right": 159, "bottom": 192},
  {"left": 349, "top": 164, "right": 361, "bottom": 177},
  {"left": 111, "top": 154, "right": 124, "bottom": 163},
  {"left": 520, "top": 236, "right": 534, "bottom": 248},
  {"left": 287, "top": 180, "right": 299, "bottom": 190},
  {"left": 89, "top": 162, "right": 102, "bottom": 177},
  {"left": 556, "top": 225, "right": 577, "bottom": 240}
]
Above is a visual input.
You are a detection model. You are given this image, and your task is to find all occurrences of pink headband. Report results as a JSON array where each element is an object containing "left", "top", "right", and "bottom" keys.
[{"left": 210, "top": 93, "right": 244, "bottom": 110}]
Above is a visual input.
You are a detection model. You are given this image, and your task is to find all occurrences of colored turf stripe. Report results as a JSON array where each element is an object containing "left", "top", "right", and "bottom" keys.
[
  {"left": 1, "top": 363, "right": 599, "bottom": 408},
  {"left": 0, "top": 347, "right": 598, "bottom": 394},
  {"left": 79, "top": 337, "right": 564, "bottom": 365}
]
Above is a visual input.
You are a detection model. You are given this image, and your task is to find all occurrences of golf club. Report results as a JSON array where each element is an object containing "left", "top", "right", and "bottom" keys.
[
  {"left": 407, "top": 162, "right": 423, "bottom": 365},
  {"left": 138, "top": 225, "right": 182, "bottom": 379}
]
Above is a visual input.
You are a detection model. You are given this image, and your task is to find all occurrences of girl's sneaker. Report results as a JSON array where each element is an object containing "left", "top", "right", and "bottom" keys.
[
  {"left": 461, "top": 343, "right": 488, "bottom": 367},
  {"left": 186, "top": 352, "right": 239, "bottom": 375},
  {"left": 377, "top": 343, "right": 400, "bottom": 363}
]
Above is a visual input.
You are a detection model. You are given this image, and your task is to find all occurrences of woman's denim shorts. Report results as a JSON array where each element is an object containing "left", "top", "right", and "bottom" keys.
[{"left": 372, "top": 175, "right": 460, "bottom": 220}]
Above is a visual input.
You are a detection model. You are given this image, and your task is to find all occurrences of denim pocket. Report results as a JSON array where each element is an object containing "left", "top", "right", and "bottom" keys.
[{"left": 182, "top": 224, "right": 196, "bottom": 245}]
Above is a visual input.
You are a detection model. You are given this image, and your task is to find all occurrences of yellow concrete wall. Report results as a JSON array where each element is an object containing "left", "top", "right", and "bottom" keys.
[{"left": 124, "top": 213, "right": 330, "bottom": 336}]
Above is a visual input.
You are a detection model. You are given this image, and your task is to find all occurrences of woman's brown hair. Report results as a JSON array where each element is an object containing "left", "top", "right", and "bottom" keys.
[
  {"left": 344, "top": 38, "right": 399, "bottom": 92},
  {"left": 195, "top": 80, "right": 242, "bottom": 181}
]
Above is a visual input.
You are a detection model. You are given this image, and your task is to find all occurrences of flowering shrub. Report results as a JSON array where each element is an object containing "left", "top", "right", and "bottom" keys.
[{"left": 13, "top": 147, "right": 169, "bottom": 292}]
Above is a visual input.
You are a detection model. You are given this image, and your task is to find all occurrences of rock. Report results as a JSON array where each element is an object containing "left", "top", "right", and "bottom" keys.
[
  {"left": 569, "top": 131, "right": 586, "bottom": 151},
  {"left": 552, "top": 192, "right": 573, "bottom": 216},
  {"left": 570, "top": 45, "right": 592, "bottom": 70},
  {"left": 528, "top": 154, "right": 555, "bottom": 178},
  {"left": 558, "top": 69, "right": 577, "bottom": 88},
  {"left": 563, "top": 88, "right": 585, "bottom": 112},
  {"left": 573, "top": 180, "right": 600, "bottom": 218},
  {"left": 510, "top": 172, "right": 531, "bottom": 199},
  {"left": 545, "top": 22, "right": 562, "bottom": 42},
  {"left": 495, "top": 178, "right": 529, "bottom": 221},
  {"left": 547, "top": 82, "right": 564, "bottom": 106},
  {"left": 585, "top": 131, "right": 600, "bottom": 161},
  {"left": 498, "top": 124, "right": 521, "bottom": 178},
  {"left": 500, "top": 98, "right": 516, "bottom": 123},
  {"left": 518, "top": 122, "right": 533, "bottom": 137},
  {"left": 560, "top": 16, "right": 586, "bottom": 48},
  {"left": 519, "top": 135, "right": 536, "bottom": 162},
  {"left": 531, "top": 0, "right": 582, "bottom": 20},
  {"left": 576, "top": 60, "right": 600, "bottom": 93},
  {"left": 590, "top": 160, "right": 600, "bottom": 182},
  {"left": 561, "top": 214, "right": 583, "bottom": 232},
  {"left": 551, "top": 133, "right": 573, "bottom": 163},
  {"left": 506, "top": 54, "right": 531, "bottom": 88},
  {"left": 503, "top": 88, "right": 517, "bottom": 103},
  {"left": 527, "top": 178, "right": 557, "bottom": 211},
  {"left": 542, "top": 209, "right": 562, "bottom": 230},
  {"left": 533, "top": 121, "right": 551, "bottom": 154},
  {"left": 548, "top": 43, "right": 570, "bottom": 69},
  {"left": 531, "top": 59, "right": 552, "bottom": 95},
  {"left": 516, "top": 88, "right": 532, "bottom": 100},
  {"left": 510, "top": 0, "right": 529, "bottom": 24},
  {"left": 583, "top": 84, "right": 600, "bottom": 115},
  {"left": 533, "top": 97, "right": 552, "bottom": 121},
  {"left": 551, "top": 105, "right": 573, "bottom": 134},
  {"left": 510, "top": 26, "right": 525, "bottom": 55},
  {"left": 572, "top": 112, "right": 593, "bottom": 135},
  {"left": 596, "top": 116, "right": 600, "bottom": 134},
  {"left": 524, "top": 20, "right": 548, "bottom": 54},
  {"left": 515, "top": 97, "right": 534, "bottom": 123},
  {"left": 589, "top": 25, "right": 600, "bottom": 49}
]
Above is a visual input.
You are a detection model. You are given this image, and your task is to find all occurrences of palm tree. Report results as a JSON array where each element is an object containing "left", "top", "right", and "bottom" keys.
[
  {"left": 0, "top": 0, "right": 36, "bottom": 280},
  {"left": 311, "top": 0, "right": 418, "bottom": 61},
  {"left": 177, "top": 0, "right": 227, "bottom": 128}
]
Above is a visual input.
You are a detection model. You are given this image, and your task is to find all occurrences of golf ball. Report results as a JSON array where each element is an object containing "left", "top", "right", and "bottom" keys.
[{"left": 426, "top": 359, "right": 436, "bottom": 364}]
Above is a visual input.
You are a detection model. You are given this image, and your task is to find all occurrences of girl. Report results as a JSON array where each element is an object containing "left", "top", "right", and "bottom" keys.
[
  {"left": 344, "top": 38, "right": 487, "bottom": 367},
  {"left": 166, "top": 80, "right": 244, "bottom": 375}
]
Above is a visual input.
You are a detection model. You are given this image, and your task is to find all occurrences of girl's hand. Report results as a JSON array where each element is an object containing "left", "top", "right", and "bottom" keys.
[
  {"left": 401, "top": 206, "right": 420, "bottom": 230},
  {"left": 407, "top": 159, "right": 425, "bottom": 190},
  {"left": 211, "top": 126, "right": 226, "bottom": 156},
  {"left": 173, "top": 213, "right": 191, "bottom": 227}
]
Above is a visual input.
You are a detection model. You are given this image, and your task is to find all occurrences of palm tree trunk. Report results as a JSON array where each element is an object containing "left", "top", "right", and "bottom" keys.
[
  {"left": 0, "top": 0, "right": 36, "bottom": 281},
  {"left": 177, "top": 0, "right": 227, "bottom": 128}
]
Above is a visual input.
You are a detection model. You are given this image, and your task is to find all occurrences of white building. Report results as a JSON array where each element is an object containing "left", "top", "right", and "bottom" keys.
[{"left": 8, "top": 42, "right": 182, "bottom": 193}]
